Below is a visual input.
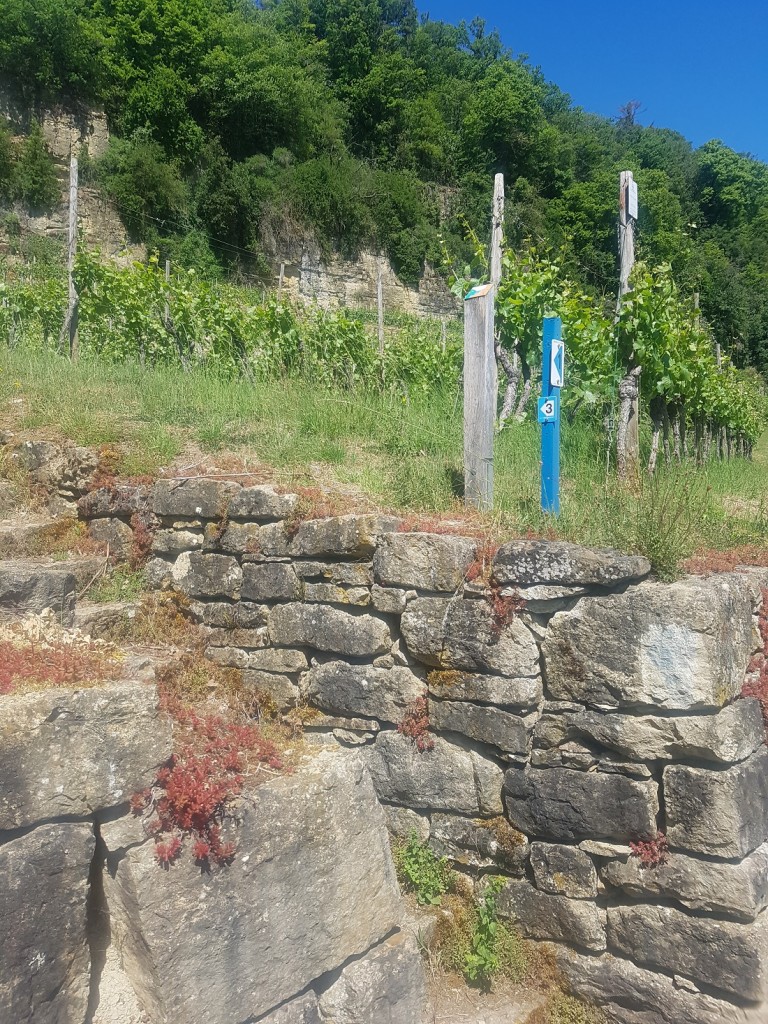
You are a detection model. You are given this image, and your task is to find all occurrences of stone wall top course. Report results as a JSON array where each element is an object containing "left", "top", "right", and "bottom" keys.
[
  {"left": 290, "top": 514, "right": 401, "bottom": 558},
  {"left": 373, "top": 532, "right": 477, "bottom": 592},
  {"left": 492, "top": 539, "right": 651, "bottom": 587},
  {"left": 152, "top": 478, "right": 241, "bottom": 519}
]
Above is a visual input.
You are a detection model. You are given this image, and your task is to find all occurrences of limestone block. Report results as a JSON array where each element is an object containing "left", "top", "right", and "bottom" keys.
[
  {"left": 170, "top": 551, "right": 242, "bottom": 599},
  {"left": 252, "top": 521, "right": 291, "bottom": 557},
  {"left": 497, "top": 879, "right": 606, "bottom": 952},
  {"left": 269, "top": 603, "right": 392, "bottom": 657},
  {"left": 534, "top": 699, "right": 765, "bottom": 764},
  {"left": 0, "top": 822, "right": 94, "bottom": 1024},
  {"left": 664, "top": 748, "right": 768, "bottom": 858},
  {"left": 492, "top": 539, "right": 650, "bottom": 586},
  {"left": 78, "top": 482, "right": 150, "bottom": 519},
  {"left": 242, "top": 562, "right": 302, "bottom": 601},
  {"left": 295, "top": 561, "right": 374, "bottom": 586},
  {"left": 503, "top": 767, "right": 659, "bottom": 843},
  {"left": 201, "top": 627, "right": 269, "bottom": 648},
  {"left": 191, "top": 600, "right": 268, "bottom": 628},
  {"left": 0, "top": 560, "right": 76, "bottom": 624},
  {"left": 427, "top": 669, "right": 542, "bottom": 710},
  {"left": 290, "top": 515, "right": 401, "bottom": 558},
  {"left": 373, "top": 532, "right": 477, "bottom": 591},
  {"left": 542, "top": 575, "right": 753, "bottom": 709},
  {"left": 401, "top": 596, "right": 540, "bottom": 677},
  {"left": 209, "top": 521, "right": 263, "bottom": 554},
  {"left": 242, "top": 669, "right": 299, "bottom": 708},
  {"left": 607, "top": 902, "right": 768, "bottom": 1001},
  {"left": 557, "top": 947, "right": 765, "bottom": 1024},
  {"left": 530, "top": 842, "right": 598, "bottom": 898},
  {"left": 430, "top": 813, "right": 528, "bottom": 874},
  {"left": 305, "top": 660, "right": 424, "bottom": 724},
  {"left": 370, "top": 584, "right": 414, "bottom": 614},
  {"left": 365, "top": 731, "right": 503, "bottom": 816},
  {"left": 601, "top": 842, "right": 768, "bottom": 921},
  {"left": 317, "top": 931, "right": 428, "bottom": 1024},
  {"left": 0, "top": 682, "right": 171, "bottom": 829},
  {"left": 227, "top": 485, "right": 298, "bottom": 520},
  {"left": 152, "top": 527, "right": 204, "bottom": 556},
  {"left": 430, "top": 699, "right": 534, "bottom": 756},
  {"left": 303, "top": 582, "right": 371, "bottom": 606},
  {"left": 246, "top": 648, "right": 308, "bottom": 673},
  {"left": 101, "top": 752, "right": 405, "bottom": 1024},
  {"left": 88, "top": 516, "right": 133, "bottom": 558},
  {"left": 152, "top": 478, "right": 241, "bottom": 518},
  {"left": 384, "top": 805, "right": 430, "bottom": 842}
]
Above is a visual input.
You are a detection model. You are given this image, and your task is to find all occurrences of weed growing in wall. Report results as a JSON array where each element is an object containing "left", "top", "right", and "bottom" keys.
[
  {"left": 397, "top": 693, "right": 434, "bottom": 752},
  {"left": 393, "top": 831, "right": 453, "bottom": 905},
  {"left": 630, "top": 832, "right": 670, "bottom": 869}
]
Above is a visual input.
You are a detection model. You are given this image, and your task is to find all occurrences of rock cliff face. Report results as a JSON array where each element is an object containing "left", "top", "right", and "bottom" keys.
[
  {"left": 0, "top": 679, "right": 427, "bottom": 1024},
  {"left": 78, "top": 470, "right": 767, "bottom": 1024}
]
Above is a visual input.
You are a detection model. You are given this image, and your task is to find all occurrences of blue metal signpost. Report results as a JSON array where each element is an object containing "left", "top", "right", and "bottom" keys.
[{"left": 538, "top": 316, "right": 564, "bottom": 515}]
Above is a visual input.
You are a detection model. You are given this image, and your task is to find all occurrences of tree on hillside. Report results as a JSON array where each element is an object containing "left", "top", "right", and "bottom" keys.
[{"left": 13, "top": 120, "right": 59, "bottom": 209}]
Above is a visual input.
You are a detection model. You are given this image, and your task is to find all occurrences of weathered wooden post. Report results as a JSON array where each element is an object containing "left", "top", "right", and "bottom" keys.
[
  {"left": 617, "top": 170, "right": 640, "bottom": 481},
  {"left": 464, "top": 282, "right": 496, "bottom": 510},
  {"left": 463, "top": 174, "right": 503, "bottom": 512},
  {"left": 58, "top": 152, "right": 79, "bottom": 359}
]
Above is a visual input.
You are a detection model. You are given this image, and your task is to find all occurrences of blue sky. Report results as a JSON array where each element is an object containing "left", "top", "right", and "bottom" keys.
[{"left": 425, "top": 0, "right": 768, "bottom": 161}]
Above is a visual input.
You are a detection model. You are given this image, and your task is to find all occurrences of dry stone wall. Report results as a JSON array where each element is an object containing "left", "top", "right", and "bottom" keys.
[{"left": 117, "top": 475, "right": 768, "bottom": 1024}]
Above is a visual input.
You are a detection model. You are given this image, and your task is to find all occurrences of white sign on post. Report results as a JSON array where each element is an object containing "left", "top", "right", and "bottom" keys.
[
  {"left": 627, "top": 179, "right": 639, "bottom": 220},
  {"left": 550, "top": 339, "right": 565, "bottom": 388}
]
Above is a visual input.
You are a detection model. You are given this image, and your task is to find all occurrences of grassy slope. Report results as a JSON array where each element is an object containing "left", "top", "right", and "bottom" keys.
[{"left": 1, "top": 347, "right": 766, "bottom": 578}]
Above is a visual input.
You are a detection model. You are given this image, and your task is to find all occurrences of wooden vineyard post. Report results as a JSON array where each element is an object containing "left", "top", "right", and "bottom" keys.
[
  {"left": 164, "top": 259, "right": 171, "bottom": 327},
  {"left": 58, "top": 153, "right": 79, "bottom": 359},
  {"left": 464, "top": 283, "right": 496, "bottom": 511},
  {"left": 617, "top": 170, "right": 640, "bottom": 482},
  {"left": 463, "top": 173, "right": 503, "bottom": 512},
  {"left": 377, "top": 258, "right": 384, "bottom": 356}
]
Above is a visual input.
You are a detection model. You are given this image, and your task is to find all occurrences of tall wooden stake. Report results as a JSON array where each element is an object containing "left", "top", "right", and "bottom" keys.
[
  {"left": 59, "top": 154, "right": 79, "bottom": 359},
  {"left": 377, "top": 258, "right": 384, "bottom": 356},
  {"left": 463, "top": 174, "right": 503, "bottom": 511},
  {"left": 164, "top": 258, "right": 171, "bottom": 327},
  {"left": 464, "top": 284, "right": 496, "bottom": 510},
  {"left": 617, "top": 170, "right": 640, "bottom": 481},
  {"left": 490, "top": 173, "right": 504, "bottom": 290},
  {"left": 277, "top": 262, "right": 285, "bottom": 299}
]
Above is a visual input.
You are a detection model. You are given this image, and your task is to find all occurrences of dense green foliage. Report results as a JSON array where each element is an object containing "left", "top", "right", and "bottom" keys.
[
  {"left": 1, "top": 0, "right": 766, "bottom": 374},
  {"left": 0, "top": 119, "right": 59, "bottom": 210}
]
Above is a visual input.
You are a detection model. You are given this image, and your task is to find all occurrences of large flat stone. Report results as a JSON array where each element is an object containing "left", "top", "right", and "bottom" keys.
[
  {"left": 102, "top": 751, "right": 406, "bottom": 1024},
  {"left": 503, "top": 767, "right": 659, "bottom": 843},
  {"left": 78, "top": 482, "right": 150, "bottom": 519},
  {"left": 430, "top": 813, "right": 528, "bottom": 874},
  {"left": 269, "top": 603, "right": 393, "bottom": 657},
  {"left": 664, "top": 748, "right": 768, "bottom": 858},
  {"left": 373, "top": 532, "right": 476, "bottom": 592},
  {"left": 401, "top": 596, "right": 539, "bottom": 676},
  {"left": 0, "top": 682, "right": 171, "bottom": 829},
  {"left": 530, "top": 842, "right": 598, "bottom": 898},
  {"left": 242, "top": 562, "right": 302, "bottom": 601},
  {"left": 0, "top": 822, "right": 94, "bottom": 1024},
  {"left": 557, "top": 947, "right": 765, "bottom": 1024},
  {"left": 542, "top": 575, "right": 753, "bottom": 709},
  {"left": 0, "top": 560, "right": 76, "bottom": 624},
  {"left": 365, "top": 730, "right": 503, "bottom": 816},
  {"left": 170, "top": 551, "right": 242, "bottom": 599},
  {"left": 427, "top": 669, "right": 542, "bottom": 710},
  {"left": 607, "top": 901, "right": 768, "bottom": 1001},
  {"left": 304, "top": 661, "right": 424, "bottom": 724},
  {"left": 601, "top": 842, "right": 768, "bottom": 921},
  {"left": 290, "top": 515, "right": 400, "bottom": 558},
  {"left": 227, "top": 485, "right": 298, "bottom": 520},
  {"left": 535, "top": 699, "right": 765, "bottom": 764},
  {"left": 430, "top": 699, "right": 534, "bottom": 756},
  {"left": 316, "top": 931, "right": 427, "bottom": 1024},
  {"left": 497, "top": 878, "right": 606, "bottom": 951},
  {"left": 153, "top": 478, "right": 241, "bottom": 518},
  {"left": 492, "top": 539, "right": 650, "bottom": 587}
]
